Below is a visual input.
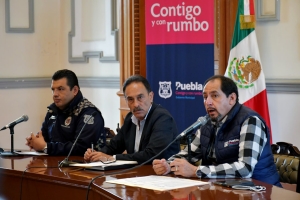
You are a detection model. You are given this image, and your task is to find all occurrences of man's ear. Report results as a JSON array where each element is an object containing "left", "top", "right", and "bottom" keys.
[
  {"left": 149, "top": 91, "right": 154, "bottom": 103},
  {"left": 72, "top": 85, "right": 79, "bottom": 96},
  {"left": 229, "top": 93, "right": 237, "bottom": 105}
]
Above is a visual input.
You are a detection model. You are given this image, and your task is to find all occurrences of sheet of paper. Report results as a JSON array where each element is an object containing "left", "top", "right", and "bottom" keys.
[
  {"left": 15, "top": 151, "right": 48, "bottom": 156},
  {"left": 105, "top": 175, "right": 209, "bottom": 191},
  {"left": 69, "top": 160, "right": 138, "bottom": 167}
]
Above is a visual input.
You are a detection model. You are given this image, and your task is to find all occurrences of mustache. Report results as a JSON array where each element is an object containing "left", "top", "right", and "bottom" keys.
[{"left": 133, "top": 107, "right": 143, "bottom": 112}]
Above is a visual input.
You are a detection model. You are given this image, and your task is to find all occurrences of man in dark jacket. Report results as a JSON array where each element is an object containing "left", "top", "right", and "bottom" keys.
[
  {"left": 153, "top": 75, "right": 281, "bottom": 187},
  {"left": 25, "top": 69, "right": 105, "bottom": 156},
  {"left": 84, "top": 75, "right": 180, "bottom": 164}
]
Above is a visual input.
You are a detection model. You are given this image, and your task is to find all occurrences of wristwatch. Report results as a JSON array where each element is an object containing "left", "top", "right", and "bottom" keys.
[
  {"left": 43, "top": 145, "right": 48, "bottom": 154},
  {"left": 195, "top": 167, "right": 202, "bottom": 178}
]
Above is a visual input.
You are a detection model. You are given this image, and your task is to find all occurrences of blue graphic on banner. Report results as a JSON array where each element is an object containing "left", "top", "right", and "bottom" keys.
[{"left": 146, "top": 44, "right": 214, "bottom": 133}]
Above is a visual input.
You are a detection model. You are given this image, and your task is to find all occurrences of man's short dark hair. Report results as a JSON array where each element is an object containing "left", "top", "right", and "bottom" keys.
[
  {"left": 122, "top": 75, "right": 152, "bottom": 94},
  {"left": 204, "top": 75, "right": 239, "bottom": 102},
  {"left": 52, "top": 69, "right": 80, "bottom": 90}
]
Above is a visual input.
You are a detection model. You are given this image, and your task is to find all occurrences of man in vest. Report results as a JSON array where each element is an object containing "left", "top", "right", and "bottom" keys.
[{"left": 153, "top": 75, "right": 281, "bottom": 186}]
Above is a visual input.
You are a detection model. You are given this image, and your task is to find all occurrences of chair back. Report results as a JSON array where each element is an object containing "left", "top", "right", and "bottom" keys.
[{"left": 272, "top": 142, "right": 300, "bottom": 193}]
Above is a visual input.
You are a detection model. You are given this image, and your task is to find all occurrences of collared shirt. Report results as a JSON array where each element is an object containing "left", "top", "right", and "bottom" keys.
[
  {"left": 131, "top": 105, "right": 152, "bottom": 152},
  {"left": 207, "top": 116, "right": 226, "bottom": 162},
  {"left": 168, "top": 115, "right": 267, "bottom": 178}
]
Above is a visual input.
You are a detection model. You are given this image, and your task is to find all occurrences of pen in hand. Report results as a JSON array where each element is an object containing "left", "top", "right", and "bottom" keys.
[{"left": 91, "top": 143, "right": 94, "bottom": 152}]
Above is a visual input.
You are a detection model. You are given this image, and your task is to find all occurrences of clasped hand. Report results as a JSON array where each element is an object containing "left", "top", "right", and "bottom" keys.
[{"left": 25, "top": 131, "right": 46, "bottom": 151}]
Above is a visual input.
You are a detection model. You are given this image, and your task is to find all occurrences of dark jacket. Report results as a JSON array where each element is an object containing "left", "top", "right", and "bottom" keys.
[
  {"left": 100, "top": 103, "right": 180, "bottom": 164},
  {"left": 200, "top": 103, "right": 281, "bottom": 186},
  {"left": 41, "top": 91, "right": 105, "bottom": 156}
]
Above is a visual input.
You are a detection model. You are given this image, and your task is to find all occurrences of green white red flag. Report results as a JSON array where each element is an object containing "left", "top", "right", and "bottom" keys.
[{"left": 225, "top": 0, "right": 272, "bottom": 143}]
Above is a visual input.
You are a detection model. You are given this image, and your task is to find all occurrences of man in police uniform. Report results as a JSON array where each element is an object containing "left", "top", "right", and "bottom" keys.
[{"left": 25, "top": 69, "right": 105, "bottom": 156}]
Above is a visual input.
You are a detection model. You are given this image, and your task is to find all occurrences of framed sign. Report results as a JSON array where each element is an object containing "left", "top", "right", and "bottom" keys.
[{"left": 256, "top": 0, "right": 280, "bottom": 21}]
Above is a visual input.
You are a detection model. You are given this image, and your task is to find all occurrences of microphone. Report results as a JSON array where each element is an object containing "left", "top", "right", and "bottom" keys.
[
  {"left": 176, "top": 115, "right": 208, "bottom": 139},
  {"left": 58, "top": 111, "right": 97, "bottom": 167},
  {"left": 0, "top": 115, "right": 29, "bottom": 131}
]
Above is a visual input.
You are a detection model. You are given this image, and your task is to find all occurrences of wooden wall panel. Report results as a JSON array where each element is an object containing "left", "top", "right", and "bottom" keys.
[
  {"left": 216, "top": 0, "right": 238, "bottom": 75},
  {"left": 118, "top": 0, "right": 146, "bottom": 125}
]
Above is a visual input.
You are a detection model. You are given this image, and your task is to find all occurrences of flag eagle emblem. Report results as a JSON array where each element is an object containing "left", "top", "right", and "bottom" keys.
[{"left": 227, "top": 56, "right": 261, "bottom": 89}]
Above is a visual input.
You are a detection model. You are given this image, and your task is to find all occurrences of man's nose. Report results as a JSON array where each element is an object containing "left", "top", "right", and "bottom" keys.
[
  {"left": 205, "top": 97, "right": 213, "bottom": 106},
  {"left": 132, "top": 99, "right": 139, "bottom": 107},
  {"left": 53, "top": 90, "right": 59, "bottom": 96}
]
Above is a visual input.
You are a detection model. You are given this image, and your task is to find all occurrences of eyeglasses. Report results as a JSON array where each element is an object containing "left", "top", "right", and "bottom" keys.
[
  {"left": 99, "top": 156, "right": 116, "bottom": 164},
  {"left": 232, "top": 185, "right": 266, "bottom": 192}
]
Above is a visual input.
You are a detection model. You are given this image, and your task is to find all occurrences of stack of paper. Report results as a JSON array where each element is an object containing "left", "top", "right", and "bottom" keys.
[{"left": 69, "top": 160, "right": 138, "bottom": 171}]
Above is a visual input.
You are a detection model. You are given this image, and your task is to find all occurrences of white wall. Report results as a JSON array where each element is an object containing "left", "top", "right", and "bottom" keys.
[
  {"left": 256, "top": 0, "right": 300, "bottom": 79},
  {"left": 268, "top": 93, "right": 300, "bottom": 146},
  {"left": 256, "top": 0, "right": 300, "bottom": 147},
  {"left": 0, "top": 0, "right": 120, "bottom": 150}
]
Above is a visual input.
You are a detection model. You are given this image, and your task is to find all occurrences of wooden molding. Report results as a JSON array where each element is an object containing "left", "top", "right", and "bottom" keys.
[
  {"left": 215, "top": 0, "right": 238, "bottom": 75},
  {"left": 118, "top": 0, "right": 146, "bottom": 125}
]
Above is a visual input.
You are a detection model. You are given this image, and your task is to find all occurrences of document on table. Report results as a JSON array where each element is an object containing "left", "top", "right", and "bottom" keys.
[
  {"left": 14, "top": 151, "right": 48, "bottom": 156},
  {"left": 105, "top": 175, "right": 209, "bottom": 191},
  {"left": 70, "top": 160, "right": 137, "bottom": 167},
  {"left": 69, "top": 160, "right": 138, "bottom": 171}
]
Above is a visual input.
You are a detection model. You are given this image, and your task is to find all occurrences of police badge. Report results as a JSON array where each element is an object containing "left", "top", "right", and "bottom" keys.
[
  {"left": 65, "top": 116, "right": 72, "bottom": 126},
  {"left": 159, "top": 81, "right": 172, "bottom": 99}
]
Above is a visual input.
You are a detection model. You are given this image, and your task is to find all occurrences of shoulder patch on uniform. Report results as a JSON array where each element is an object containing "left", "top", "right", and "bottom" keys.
[{"left": 84, "top": 114, "right": 94, "bottom": 124}]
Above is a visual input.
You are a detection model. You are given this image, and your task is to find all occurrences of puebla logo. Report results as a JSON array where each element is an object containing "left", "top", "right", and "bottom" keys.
[
  {"left": 159, "top": 81, "right": 172, "bottom": 99},
  {"left": 227, "top": 56, "right": 261, "bottom": 89}
]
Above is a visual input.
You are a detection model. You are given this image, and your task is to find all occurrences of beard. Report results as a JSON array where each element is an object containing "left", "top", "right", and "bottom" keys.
[{"left": 209, "top": 112, "right": 222, "bottom": 122}]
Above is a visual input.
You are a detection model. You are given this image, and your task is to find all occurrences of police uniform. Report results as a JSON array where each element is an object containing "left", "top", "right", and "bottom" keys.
[{"left": 41, "top": 91, "right": 105, "bottom": 156}]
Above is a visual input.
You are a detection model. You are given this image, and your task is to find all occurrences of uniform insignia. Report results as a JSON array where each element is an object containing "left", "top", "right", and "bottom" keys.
[
  {"left": 159, "top": 81, "right": 172, "bottom": 99},
  {"left": 65, "top": 116, "right": 72, "bottom": 126},
  {"left": 227, "top": 56, "right": 261, "bottom": 89},
  {"left": 84, "top": 114, "right": 94, "bottom": 124}
]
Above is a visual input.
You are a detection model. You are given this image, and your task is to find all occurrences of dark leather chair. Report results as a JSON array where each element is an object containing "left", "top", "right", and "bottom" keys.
[
  {"left": 94, "top": 127, "right": 116, "bottom": 151},
  {"left": 272, "top": 142, "right": 300, "bottom": 193},
  {"left": 104, "top": 127, "right": 116, "bottom": 145}
]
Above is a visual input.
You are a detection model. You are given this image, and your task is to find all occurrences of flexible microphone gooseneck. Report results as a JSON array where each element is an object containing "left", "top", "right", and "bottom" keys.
[
  {"left": 85, "top": 115, "right": 209, "bottom": 200},
  {"left": 0, "top": 114, "right": 29, "bottom": 131},
  {"left": 58, "top": 111, "right": 97, "bottom": 167}
]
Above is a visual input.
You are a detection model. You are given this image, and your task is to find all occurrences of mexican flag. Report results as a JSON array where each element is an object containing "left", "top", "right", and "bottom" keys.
[{"left": 225, "top": 0, "right": 272, "bottom": 143}]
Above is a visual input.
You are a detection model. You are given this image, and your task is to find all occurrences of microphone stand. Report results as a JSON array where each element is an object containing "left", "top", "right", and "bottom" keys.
[
  {"left": 1, "top": 126, "right": 19, "bottom": 156},
  {"left": 58, "top": 112, "right": 96, "bottom": 167}
]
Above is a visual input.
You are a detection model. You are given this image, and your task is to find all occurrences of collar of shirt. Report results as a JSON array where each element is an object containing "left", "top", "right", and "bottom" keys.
[
  {"left": 211, "top": 115, "right": 227, "bottom": 134},
  {"left": 209, "top": 115, "right": 228, "bottom": 161},
  {"left": 131, "top": 105, "right": 152, "bottom": 152}
]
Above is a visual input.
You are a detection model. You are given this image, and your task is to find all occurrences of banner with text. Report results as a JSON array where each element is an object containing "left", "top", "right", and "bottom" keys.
[{"left": 146, "top": 0, "right": 214, "bottom": 133}]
